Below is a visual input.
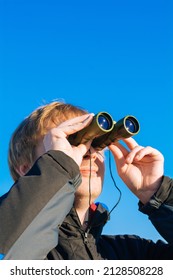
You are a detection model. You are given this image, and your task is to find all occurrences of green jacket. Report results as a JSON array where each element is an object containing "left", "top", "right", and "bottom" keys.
[{"left": 0, "top": 151, "right": 173, "bottom": 259}]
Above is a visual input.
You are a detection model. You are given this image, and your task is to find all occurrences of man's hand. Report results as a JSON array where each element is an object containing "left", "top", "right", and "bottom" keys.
[
  {"left": 109, "top": 138, "right": 164, "bottom": 204},
  {"left": 43, "top": 114, "right": 94, "bottom": 166}
]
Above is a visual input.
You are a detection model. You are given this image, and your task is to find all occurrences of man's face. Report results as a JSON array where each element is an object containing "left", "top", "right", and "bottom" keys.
[
  {"left": 34, "top": 116, "right": 106, "bottom": 204},
  {"left": 35, "top": 140, "right": 105, "bottom": 202},
  {"left": 76, "top": 148, "right": 105, "bottom": 202}
]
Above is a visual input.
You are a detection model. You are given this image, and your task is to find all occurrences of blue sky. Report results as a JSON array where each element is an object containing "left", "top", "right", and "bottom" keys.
[{"left": 0, "top": 0, "right": 173, "bottom": 242}]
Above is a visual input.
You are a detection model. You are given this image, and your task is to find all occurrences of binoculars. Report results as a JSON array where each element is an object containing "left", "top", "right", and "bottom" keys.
[{"left": 68, "top": 112, "right": 140, "bottom": 150}]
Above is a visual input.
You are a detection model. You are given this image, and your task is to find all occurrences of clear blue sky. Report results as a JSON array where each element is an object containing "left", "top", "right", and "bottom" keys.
[{"left": 0, "top": 0, "right": 173, "bottom": 242}]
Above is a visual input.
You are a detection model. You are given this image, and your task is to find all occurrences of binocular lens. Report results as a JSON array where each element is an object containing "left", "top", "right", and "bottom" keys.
[
  {"left": 125, "top": 118, "right": 138, "bottom": 133},
  {"left": 98, "top": 115, "right": 112, "bottom": 130}
]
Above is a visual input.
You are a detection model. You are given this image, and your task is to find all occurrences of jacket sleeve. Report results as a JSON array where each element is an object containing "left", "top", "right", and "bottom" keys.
[
  {"left": 0, "top": 150, "right": 82, "bottom": 260},
  {"left": 139, "top": 176, "right": 173, "bottom": 244}
]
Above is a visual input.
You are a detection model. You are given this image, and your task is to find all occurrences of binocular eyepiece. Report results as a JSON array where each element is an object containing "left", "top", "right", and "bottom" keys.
[{"left": 68, "top": 112, "right": 140, "bottom": 150}]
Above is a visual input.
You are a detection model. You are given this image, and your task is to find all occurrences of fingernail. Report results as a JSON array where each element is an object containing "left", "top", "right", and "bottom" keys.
[
  {"left": 87, "top": 113, "right": 94, "bottom": 118},
  {"left": 135, "top": 155, "right": 140, "bottom": 160}
]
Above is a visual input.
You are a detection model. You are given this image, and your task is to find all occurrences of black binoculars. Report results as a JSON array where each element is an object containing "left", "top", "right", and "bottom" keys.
[{"left": 68, "top": 112, "right": 140, "bottom": 150}]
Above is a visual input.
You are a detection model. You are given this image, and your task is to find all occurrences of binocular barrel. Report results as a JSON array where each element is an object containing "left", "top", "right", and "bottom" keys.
[{"left": 68, "top": 112, "right": 140, "bottom": 150}]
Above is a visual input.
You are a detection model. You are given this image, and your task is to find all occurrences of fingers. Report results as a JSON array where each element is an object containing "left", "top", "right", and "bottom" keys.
[
  {"left": 43, "top": 114, "right": 95, "bottom": 166},
  {"left": 126, "top": 145, "right": 164, "bottom": 164},
  {"left": 58, "top": 113, "right": 94, "bottom": 136},
  {"left": 109, "top": 137, "right": 164, "bottom": 164},
  {"left": 58, "top": 113, "right": 93, "bottom": 127},
  {"left": 125, "top": 145, "right": 145, "bottom": 163},
  {"left": 122, "top": 137, "right": 139, "bottom": 150},
  {"left": 109, "top": 142, "right": 129, "bottom": 160},
  {"left": 77, "top": 140, "right": 93, "bottom": 157},
  {"left": 108, "top": 137, "right": 138, "bottom": 160},
  {"left": 109, "top": 137, "right": 138, "bottom": 157},
  {"left": 45, "top": 113, "right": 94, "bottom": 140}
]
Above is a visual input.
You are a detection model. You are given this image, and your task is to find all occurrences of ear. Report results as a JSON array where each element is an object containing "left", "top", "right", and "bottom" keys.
[{"left": 16, "top": 164, "right": 31, "bottom": 177}]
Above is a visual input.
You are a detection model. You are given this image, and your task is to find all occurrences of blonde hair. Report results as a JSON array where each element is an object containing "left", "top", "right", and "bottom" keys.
[{"left": 8, "top": 101, "right": 87, "bottom": 181}]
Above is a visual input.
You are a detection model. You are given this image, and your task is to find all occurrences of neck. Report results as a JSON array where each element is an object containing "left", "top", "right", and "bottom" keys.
[{"left": 74, "top": 196, "right": 92, "bottom": 227}]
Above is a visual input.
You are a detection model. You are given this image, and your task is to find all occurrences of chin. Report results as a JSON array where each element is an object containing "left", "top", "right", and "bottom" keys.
[{"left": 78, "top": 176, "right": 103, "bottom": 195}]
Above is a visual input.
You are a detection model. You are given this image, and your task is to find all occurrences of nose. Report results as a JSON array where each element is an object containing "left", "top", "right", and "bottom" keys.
[{"left": 84, "top": 147, "right": 98, "bottom": 160}]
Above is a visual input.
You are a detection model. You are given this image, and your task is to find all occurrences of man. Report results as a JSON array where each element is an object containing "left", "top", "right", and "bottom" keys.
[{"left": 0, "top": 101, "right": 173, "bottom": 259}]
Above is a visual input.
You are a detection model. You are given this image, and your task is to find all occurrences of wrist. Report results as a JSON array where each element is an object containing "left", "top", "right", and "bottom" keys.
[{"left": 137, "top": 176, "right": 164, "bottom": 205}]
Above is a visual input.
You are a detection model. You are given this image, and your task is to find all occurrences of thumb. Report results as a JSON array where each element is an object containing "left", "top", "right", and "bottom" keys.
[
  {"left": 109, "top": 143, "right": 125, "bottom": 161},
  {"left": 77, "top": 140, "right": 92, "bottom": 157}
]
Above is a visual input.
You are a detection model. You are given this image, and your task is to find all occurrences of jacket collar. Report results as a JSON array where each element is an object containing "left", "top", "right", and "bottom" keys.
[{"left": 60, "top": 203, "right": 109, "bottom": 242}]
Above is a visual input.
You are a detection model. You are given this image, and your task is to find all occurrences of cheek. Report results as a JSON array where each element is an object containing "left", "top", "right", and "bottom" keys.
[{"left": 97, "top": 161, "right": 105, "bottom": 180}]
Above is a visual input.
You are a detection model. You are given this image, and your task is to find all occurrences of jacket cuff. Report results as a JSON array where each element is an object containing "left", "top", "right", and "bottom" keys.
[
  {"left": 47, "top": 150, "right": 79, "bottom": 176},
  {"left": 139, "top": 176, "right": 173, "bottom": 215},
  {"left": 46, "top": 150, "right": 81, "bottom": 189}
]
